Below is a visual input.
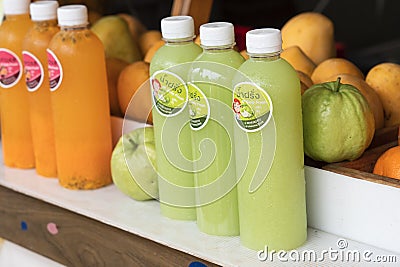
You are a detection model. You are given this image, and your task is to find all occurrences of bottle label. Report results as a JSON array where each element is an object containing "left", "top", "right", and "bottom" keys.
[
  {"left": 232, "top": 82, "right": 273, "bottom": 132},
  {"left": 0, "top": 48, "right": 23, "bottom": 88},
  {"left": 151, "top": 70, "right": 188, "bottom": 117},
  {"left": 22, "top": 51, "right": 44, "bottom": 92},
  {"left": 46, "top": 49, "right": 63, "bottom": 92},
  {"left": 188, "top": 83, "right": 210, "bottom": 130}
]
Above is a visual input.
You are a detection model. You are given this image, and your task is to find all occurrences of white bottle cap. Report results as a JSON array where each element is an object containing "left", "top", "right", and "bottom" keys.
[
  {"left": 57, "top": 5, "right": 88, "bottom": 27},
  {"left": 199, "top": 22, "right": 235, "bottom": 47},
  {"left": 3, "top": 0, "right": 30, "bottom": 15},
  {"left": 30, "top": 1, "right": 59, "bottom": 21},
  {"left": 161, "top": 16, "right": 194, "bottom": 39},
  {"left": 246, "top": 28, "right": 282, "bottom": 54}
]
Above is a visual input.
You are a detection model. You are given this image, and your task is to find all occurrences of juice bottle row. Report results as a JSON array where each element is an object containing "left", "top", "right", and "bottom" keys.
[
  {"left": 0, "top": 0, "right": 112, "bottom": 189},
  {"left": 149, "top": 16, "right": 306, "bottom": 251}
]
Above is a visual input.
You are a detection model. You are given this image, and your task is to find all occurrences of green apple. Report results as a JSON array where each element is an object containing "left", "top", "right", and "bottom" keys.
[{"left": 111, "top": 126, "right": 158, "bottom": 200}]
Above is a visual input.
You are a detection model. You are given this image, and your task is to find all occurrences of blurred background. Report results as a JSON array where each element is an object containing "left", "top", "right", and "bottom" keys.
[{"left": 101, "top": 0, "right": 400, "bottom": 73}]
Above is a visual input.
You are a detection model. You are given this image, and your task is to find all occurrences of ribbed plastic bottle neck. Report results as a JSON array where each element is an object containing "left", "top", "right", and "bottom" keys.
[
  {"left": 202, "top": 43, "right": 235, "bottom": 52},
  {"left": 60, "top": 24, "right": 88, "bottom": 31},
  {"left": 4, "top": 13, "right": 29, "bottom": 21},
  {"left": 163, "top": 36, "right": 195, "bottom": 45},
  {"left": 34, "top": 19, "right": 58, "bottom": 28},
  {"left": 248, "top": 51, "right": 281, "bottom": 61}
]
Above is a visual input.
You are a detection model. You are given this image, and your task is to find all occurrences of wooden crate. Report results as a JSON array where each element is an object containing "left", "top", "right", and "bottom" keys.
[{"left": 321, "top": 126, "right": 400, "bottom": 188}]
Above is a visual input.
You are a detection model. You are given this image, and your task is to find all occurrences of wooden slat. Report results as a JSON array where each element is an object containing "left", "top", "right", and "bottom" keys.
[
  {"left": 323, "top": 141, "right": 400, "bottom": 188},
  {"left": 171, "top": 0, "right": 214, "bottom": 35},
  {"left": 0, "top": 186, "right": 218, "bottom": 267}
]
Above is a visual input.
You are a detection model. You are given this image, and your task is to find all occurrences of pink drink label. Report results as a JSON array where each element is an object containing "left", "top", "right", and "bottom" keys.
[
  {"left": 0, "top": 48, "right": 23, "bottom": 88},
  {"left": 22, "top": 51, "right": 44, "bottom": 92},
  {"left": 46, "top": 49, "right": 63, "bottom": 92}
]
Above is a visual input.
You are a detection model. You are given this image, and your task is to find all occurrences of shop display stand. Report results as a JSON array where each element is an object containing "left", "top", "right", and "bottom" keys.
[{"left": 1, "top": 160, "right": 399, "bottom": 266}]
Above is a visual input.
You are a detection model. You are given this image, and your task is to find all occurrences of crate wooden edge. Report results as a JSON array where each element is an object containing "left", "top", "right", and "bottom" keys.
[{"left": 323, "top": 140, "right": 400, "bottom": 189}]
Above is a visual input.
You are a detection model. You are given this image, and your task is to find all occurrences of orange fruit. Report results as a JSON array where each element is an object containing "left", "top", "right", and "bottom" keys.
[
  {"left": 194, "top": 35, "right": 201, "bottom": 45},
  {"left": 324, "top": 73, "right": 385, "bottom": 130},
  {"left": 373, "top": 146, "right": 400, "bottom": 180},
  {"left": 240, "top": 50, "right": 249, "bottom": 60},
  {"left": 297, "top": 70, "right": 313, "bottom": 94},
  {"left": 139, "top": 30, "right": 162, "bottom": 56},
  {"left": 281, "top": 12, "right": 336, "bottom": 65},
  {"left": 281, "top": 46, "right": 316, "bottom": 77},
  {"left": 366, "top": 62, "right": 400, "bottom": 127},
  {"left": 311, "top": 58, "right": 364, "bottom": 84},
  {"left": 117, "top": 13, "right": 147, "bottom": 42},
  {"left": 117, "top": 61, "right": 152, "bottom": 124},
  {"left": 144, "top": 39, "right": 165, "bottom": 63},
  {"left": 106, "top": 58, "right": 129, "bottom": 117}
]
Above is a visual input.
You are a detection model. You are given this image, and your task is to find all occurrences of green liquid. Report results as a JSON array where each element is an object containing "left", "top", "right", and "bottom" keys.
[
  {"left": 234, "top": 56, "right": 307, "bottom": 250},
  {"left": 189, "top": 49, "right": 245, "bottom": 235},
  {"left": 150, "top": 41, "right": 202, "bottom": 220}
]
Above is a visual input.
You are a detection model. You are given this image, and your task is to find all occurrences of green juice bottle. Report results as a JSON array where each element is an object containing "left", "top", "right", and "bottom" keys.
[
  {"left": 233, "top": 29, "right": 307, "bottom": 250},
  {"left": 188, "top": 22, "right": 244, "bottom": 235},
  {"left": 150, "top": 16, "right": 202, "bottom": 220}
]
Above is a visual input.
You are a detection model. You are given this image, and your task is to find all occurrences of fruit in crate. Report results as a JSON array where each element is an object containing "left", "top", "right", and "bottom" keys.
[
  {"left": 138, "top": 30, "right": 162, "bottom": 56},
  {"left": 311, "top": 58, "right": 364, "bottom": 84},
  {"left": 91, "top": 15, "right": 142, "bottom": 63},
  {"left": 366, "top": 62, "right": 400, "bottom": 127},
  {"left": 282, "top": 12, "right": 336, "bottom": 65},
  {"left": 117, "top": 13, "right": 147, "bottom": 42},
  {"left": 297, "top": 70, "right": 313, "bottom": 95},
  {"left": 302, "top": 78, "right": 375, "bottom": 163},
  {"left": 240, "top": 50, "right": 249, "bottom": 60},
  {"left": 373, "top": 145, "right": 400, "bottom": 180},
  {"left": 111, "top": 127, "right": 158, "bottom": 201},
  {"left": 144, "top": 39, "right": 165, "bottom": 63},
  {"left": 281, "top": 46, "right": 316, "bottom": 77},
  {"left": 323, "top": 73, "right": 384, "bottom": 130},
  {"left": 117, "top": 61, "right": 152, "bottom": 124},
  {"left": 106, "top": 58, "right": 129, "bottom": 117}
]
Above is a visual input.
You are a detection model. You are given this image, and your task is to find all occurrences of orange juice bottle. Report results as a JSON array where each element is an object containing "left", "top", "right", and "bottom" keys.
[
  {"left": 22, "top": 1, "right": 59, "bottom": 177},
  {"left": 48, "top": 5, "right": 112, "bottom": 189},
  {"left": 0, "top": 0, "right": 34, "bottom": 168}
]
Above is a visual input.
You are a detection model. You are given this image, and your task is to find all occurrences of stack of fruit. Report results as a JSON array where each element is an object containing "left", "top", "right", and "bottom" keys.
[
  {"left": 279, "top": 12, "right": 400, "bottom": 173},
  {"left": 88, "top": 14, "right": 165, "bottom": 200},
  {"left": 90, "top": 14, "right": 166, "bottom": 124}
]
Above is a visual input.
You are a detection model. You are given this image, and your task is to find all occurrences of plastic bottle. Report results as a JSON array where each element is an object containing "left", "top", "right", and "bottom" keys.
[
  {"left": 22, "top": 1, "right": 59, "bottom": 177},
  {"left": 188, "top": 22, "right": 244, "bottom": 235},
  {"left": 233, "top": 28, "right": 307, "bottom": 250},
  {"left": 0, "top": 0, "right": 34, "bottom": 168},
  {"left": 48, "top": 5, "right": 112, "bottom": 189},
  {"left": 0, "top": 0, "right": 3, "bottom": 24},
  {"left": 149, "top": 16, "right": 202, "bottom": 220}
]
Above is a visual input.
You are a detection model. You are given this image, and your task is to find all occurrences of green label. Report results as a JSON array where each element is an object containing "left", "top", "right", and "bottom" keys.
[
  {"left": 233, "top": 82, "right": 273, "bottom": 132},
  {"left": 188, "top": 83, "right": 210, "bottom": 130},
  {"left": 151, "top": 70, "right": 188, "bottom": 117}
]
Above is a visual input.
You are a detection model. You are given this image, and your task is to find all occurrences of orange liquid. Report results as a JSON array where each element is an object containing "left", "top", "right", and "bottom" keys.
[
  {"left": 48, "top": 27, "right": 112, "bottom": 189},
  {"left": 22, "top": 20, "right": 59, "bottom": 177},
  {"left": 0, "top": 14, "right": 35, "bottom": 168}
]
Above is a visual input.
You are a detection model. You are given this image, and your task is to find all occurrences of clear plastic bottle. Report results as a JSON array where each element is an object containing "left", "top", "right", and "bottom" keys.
[
  {"left": 0, "top": 0, "right": 3, "bottom": 24},
  {"left": 150, "top": 16, "right": 202, "bottom": 220},
  {"left": 0, "top": 0, "right": 34, "bottom": 168},
  {"left": 188, "top": 22, "right": 244, "bottom": 235},
  {"left": 233, "top": 29, "right": 307, "bottom": 250},
  {"left": 48, "top": 5, "right": 112, "bottom": 189},
  {"left": 22, "top": 1, "right": 59, "bottom": 177}
]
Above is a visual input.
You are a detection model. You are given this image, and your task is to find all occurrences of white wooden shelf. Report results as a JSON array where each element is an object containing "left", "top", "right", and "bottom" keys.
[{"left": 1, "top": 161, "right": 399, "bottom": 266}]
